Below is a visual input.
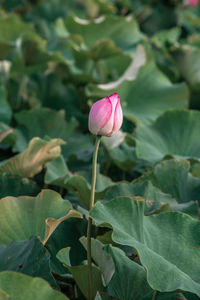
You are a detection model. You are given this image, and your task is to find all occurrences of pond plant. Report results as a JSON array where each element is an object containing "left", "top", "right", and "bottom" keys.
[{"left": 0, "top": 0, "right": 200, "bottom": 299}]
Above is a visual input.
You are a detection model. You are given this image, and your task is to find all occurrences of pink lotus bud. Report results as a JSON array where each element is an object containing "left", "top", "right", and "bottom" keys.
[
  {"left": 184, "top": 0, "right": 198, "bottom": 6},
  {"left": 88, "top": 93, "right": 123, "bottom": 137}
]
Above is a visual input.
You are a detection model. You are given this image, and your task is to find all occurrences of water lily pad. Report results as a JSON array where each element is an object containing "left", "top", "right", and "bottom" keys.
[
  {"left": 172, "top": 46, "right": 200, "bottom": 93},
  {"left": 104, "top": 180, "right": 175, "bottom": 215},
  {"left": 0, "top": 236, "right": 56, "bottom": 286},
  {"left": 135, "top": 110, "right": 200, "bottom": 163},
  {"left": 105, "top": 246, "right": 153, "bottom": 300},
  {"left": 14, "top": 108, "right": 78, "bottom": 152},
  {"left": 0, "top": 271, "right": 69, "bottom": 300},
  {"left": 137, "top": 159, "right": 200, "bottom": 205},
  {"left": 0, "top": 173, "right": 40, "bottom": 198},
  {"left": 90, "top": 197, "right": 200, "bottom": 296},
  {"left": 0, "top": 137, "right": 65, "bottom": 178},
  {"left": 65, "top": 15, "right": 143, "bottom": 54},
  {"left": 0, "top": 15, "right": 34, "bottom": 59},
  {"left": 0, "top": 189, "right": 72, "bottom": 244}
]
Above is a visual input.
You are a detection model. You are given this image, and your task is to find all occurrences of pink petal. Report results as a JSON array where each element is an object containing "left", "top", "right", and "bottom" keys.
[
  {"left": 98, "top": 93, "right": 119, "bottom": 136},
  {"left": 110, "top": 99, "right": 123, "bottom": 136},
  {"left": 88, "top": 97, "right": 112, "bottom": 135}
]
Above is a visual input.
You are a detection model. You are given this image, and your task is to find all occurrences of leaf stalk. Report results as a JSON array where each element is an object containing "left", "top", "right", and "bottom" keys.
[{"left": 87, "top": 136, "right": 101, "bottom": 300}]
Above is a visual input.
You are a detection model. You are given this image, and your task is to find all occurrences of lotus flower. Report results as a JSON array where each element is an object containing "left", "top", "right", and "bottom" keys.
[
  {"left": 184, "top": 0, "right": 198, "bottom": 6},
  {"left": 88, "top": 93, "right": 123, "bottom": 137}
]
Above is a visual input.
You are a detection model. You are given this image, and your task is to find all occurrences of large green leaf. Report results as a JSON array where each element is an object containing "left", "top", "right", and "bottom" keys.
[
  {"left": 0, "top": 271, "right": 69, "bottom": 300},
  {"left": 102, "top": 131, "right": 136, "bottom": 171},
  {"left": 152, "top": 28, "right": 181, "bottom": 49},
  {"left": 80, "top": 237, "right": 153, "bottom": 299},
  {"left": 26, "top": 0, "right": 85, "bottom": 23},
  {"left": 45, "top": 157, "right": 91, "bottom": 208},
  {"left": 0, "top": 15, "right": 34, "bottom": 59},
  {"left": 0, "top": 16, "right": 34, "bottom": 43},
  {"left": 0, "top": 137, "right": 65, "bottom": 178},
  {"left": 140, "top": 4, "right": 177, "bottom": 36},
  {"left": 35, "top": 76, "right": 80, "bottom": 120},
  {"left": 14, "top": 106, "right": 84, "bottom": 166},
  {"left": 62, "top": 133, "right": 94, "bottom": 162},
  {"left": 80, "top": 237, "right": 115, "bottom": 285},
  {"left": 105, "top": 246, "right": 154, "bottom": 300},
  {"left": 15, "top": 108, "right": 93, "bottom": 161},
  {"left": 57, "top": 247, "right": 103, "bottom": 299},
  {"left": 0, "top": 189, "right": 72, "bottom": 244},
  {"left": 104, "top": 180, "right": 175, "bottom": 215},
  {"left": 136, "top": 159, "right": 200, "bottom": 209},
  {"left": 14, "top": 108, "right": 78, "bottom": 152},
  {"left": 65, "top": 15, "right": 143, "bottom": 54},
  {"left": 43, "top": 209, "right": 81, "bottom": 245},
  {"left": 135, "top": 110, "right": 200, "bottom": 163},
  {"left": 172, "top": 46, "right": 200, "bottom": 93},
  {"left": 87, "top": 60, "right": 188, "bottom": 126},
  {"left": 15, "top": 108, "right": 78, "bottom": 142},
  {"left": 183, "top": 292, "right": 200, "bottom": 300},
  {"left": 90, "top": 197, "right": 200, "bottom": 296},
  {"left": 46, "top": 218, "right": 88, "bottom": 274},
  {"left": 0, "top": 236, "right": 56, "bottom": 286},
  {"left": 0, "top": 173, "right": 40, "bottom": 198},
  {"left": 11, "top": 32, "right": 52, "bottom": 76},
  {"left": 88, "top": 39, "right": 122, "bottom": 60},
  {"left": 45, "top": 156, "right": 114, "bottom": 209},
  {"left": 0, "top": 289, "right": 11, "bottom": 300}
]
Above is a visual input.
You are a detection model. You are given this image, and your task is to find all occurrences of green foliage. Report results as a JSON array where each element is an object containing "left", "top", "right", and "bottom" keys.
[
  {"left": 0, "top": 174, "right": 40, "bottom": 198},
  {"left": 0, "top": 271, "right": 69, "bottom": 300},
  {"left": 45, "top": 156, "right": 114, "bottom": 209},
  {"left": 0, "top": 137, "right": 65, "bottom": 177},
  {"left": 137, "top": 159, "right": 200, "bottom": 207},
  {"left": 0, "top": 236, "right": 56, "bottom": 286},
  {"left": 64, "top": 15, "right": 143, "bottom": 54},
  {"left": 87, "top": 58, "right": 189, "bottom": 125},
  {"left": 135, "top": 110, "right": 200, "bottom": 163},
  {"left": 105, "top": 246, "right": 154, "bottom": 300},
  {"left": 57, "top": 247, "right": 103, "bottom": 299},
  {"left": 0, "top": 0, "right": 200, "bottom": 299},
  {"left": 90, "top": 198, "right": 200, "bottom": 296},
  {"left": 0, "top": 190, "right": 73, "bottom": 244}
]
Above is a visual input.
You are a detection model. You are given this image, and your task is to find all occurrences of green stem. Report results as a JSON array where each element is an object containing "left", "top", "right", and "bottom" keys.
[
  {"left": 87, "top": 136, "right": 101, "bottom": 300},
  {"left": 87, "top": 217, "right": 93, "bottom": 300},
  {"left": 152, "top": 291, "right": 159, "bottom": 300}
]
